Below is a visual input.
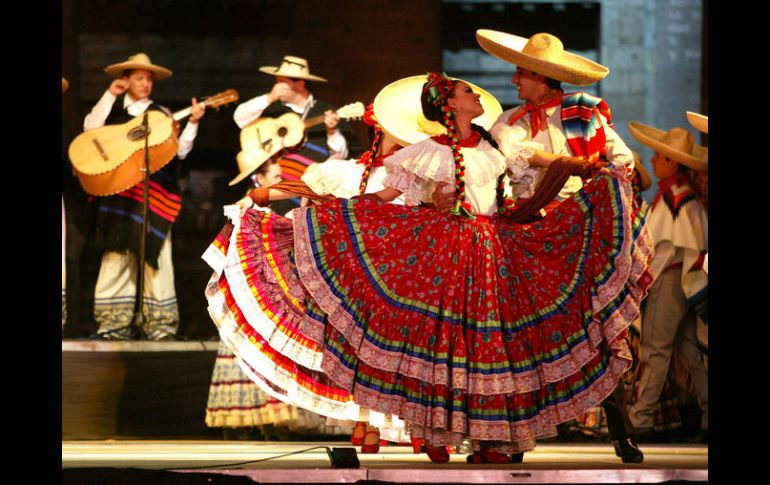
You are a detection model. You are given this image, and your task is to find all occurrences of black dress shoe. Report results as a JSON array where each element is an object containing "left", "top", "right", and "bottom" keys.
[
  {"left": 509, "top": 452, "right": 524, "bottom": 463},
  {"left": 613, "top": 438, "right": 644, "bottom": 464}
]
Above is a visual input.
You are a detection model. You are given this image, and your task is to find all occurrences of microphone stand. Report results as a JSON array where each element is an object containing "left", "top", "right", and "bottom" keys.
[{"left": 128, "top": 111, "right": 150, "bottom": 340}]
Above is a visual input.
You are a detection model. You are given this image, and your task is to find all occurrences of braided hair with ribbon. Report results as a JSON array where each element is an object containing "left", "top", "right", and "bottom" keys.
[
  {"left": 421, "top": 72, "right": 479, "bottom": 218},
  {"left": 356, "top": 103, "right": 383, "bottom": 195}
]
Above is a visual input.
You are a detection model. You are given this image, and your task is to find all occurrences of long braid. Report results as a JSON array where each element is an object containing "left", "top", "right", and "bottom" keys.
[
  {"left": 473, "top": 123, "right": 508, "bottom": 213},
  {"left": 423, "top": 72, "right": 474, "bottom": 218},
  {"left": 357, "top": 103, "right": 383, "bottom": 195},
  {"left": 445, "top": 106, "right": 469, "bottom": 216},
  {"left": 358, "top": 130, "right": 382, "bottom": 195},
  {"left": 495, "top": 172, "right": 508, "bottom": 214}
]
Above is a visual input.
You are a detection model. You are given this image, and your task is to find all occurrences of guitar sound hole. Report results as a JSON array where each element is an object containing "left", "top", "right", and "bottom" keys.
[
  {"left": 127, "top": 125, "right": 152, "bottom": 141},
  {"left": 277, "top": 127, "right": 288, "bottom": 137}
]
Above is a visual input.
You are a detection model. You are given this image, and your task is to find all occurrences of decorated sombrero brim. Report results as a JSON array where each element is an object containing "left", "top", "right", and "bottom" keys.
[
  {"left": 629, "top": 122, "right": 708, "bottom": 171},
  {"left": 686, "top": 111, "right": 708, "bottom": 134},
  {"left": 373, "top": 74, "right": 502, "bottom": 147},
  {"left": 104, "top": 53, "right": 173, "bottom": 80},
  {"left": 476, "top": 29, "right": 608, "bottom": 86}
]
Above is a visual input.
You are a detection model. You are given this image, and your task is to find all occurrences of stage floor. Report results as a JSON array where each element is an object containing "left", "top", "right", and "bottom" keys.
[{"left": 62, "top": 440, "right": 708, "bottom": 483}]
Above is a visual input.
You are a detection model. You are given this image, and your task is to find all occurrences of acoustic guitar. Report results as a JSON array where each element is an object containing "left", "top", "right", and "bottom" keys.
[
  {"left": 237, "top": 101, "right": 365, "bottom": 177},
  {"left": 69, "top": 89, "right": 239, "bottom": 196}
]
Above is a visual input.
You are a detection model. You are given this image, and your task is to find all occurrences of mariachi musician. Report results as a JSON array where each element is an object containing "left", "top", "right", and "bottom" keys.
[
  {"left": 82, "top": 53, "right": 206, "bottom": 340},
  {"left": 232, "top": 55, "right": 362, "bottom": 213}
]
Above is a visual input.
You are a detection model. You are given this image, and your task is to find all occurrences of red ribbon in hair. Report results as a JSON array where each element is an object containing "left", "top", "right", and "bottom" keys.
[
  {"left": 423, "top": 72, "right": 457, "bottom": 108},
  {"left": 362, "top": 102, "right": 379, "bottom": 129}
]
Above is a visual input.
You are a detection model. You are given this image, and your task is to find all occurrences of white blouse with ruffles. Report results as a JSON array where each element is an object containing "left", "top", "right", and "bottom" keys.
[
  {"left": 381, "top": 137, "right": 527, "bottom": 216},
  {"left": 302, "top": 158, "right": 404, "bottom": 204}
]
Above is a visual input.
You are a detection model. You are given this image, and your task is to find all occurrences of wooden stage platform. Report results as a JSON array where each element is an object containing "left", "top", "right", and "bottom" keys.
[
  {"left": 62, "top": 341, "right": 709, "bottom": 483},
  {"left": 62, "top": 440, "right": 708, "bottom": 484}
]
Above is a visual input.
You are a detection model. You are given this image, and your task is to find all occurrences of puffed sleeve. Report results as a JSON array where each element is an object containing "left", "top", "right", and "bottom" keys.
[
  {"left": 381, "top": 140, "right": 452, "bottom": 206},
  {"left": 490, "top": 111, "right": 542, "bottom": 186}
]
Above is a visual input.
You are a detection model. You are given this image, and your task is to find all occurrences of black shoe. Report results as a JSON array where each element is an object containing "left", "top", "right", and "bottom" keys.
[
  {"left": 613, "top": 438, "right": 644, "bottom": 464},
  {"left": 509, "top": 452, "right": 524, "bottom": 463}
]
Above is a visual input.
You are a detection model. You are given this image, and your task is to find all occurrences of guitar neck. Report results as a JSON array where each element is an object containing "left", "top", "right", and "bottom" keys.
[
  {"left": 172, "top": 106, "right": 195, "bottom": 122},
  {"left": 303, "top": 114, "right": 327, "bottom": 129},
  {"left": 171, "top": 91, "right": 237, "bottom": 121},
  {"left": 302, "top": 102, "right": 363, "bottom": 129}
]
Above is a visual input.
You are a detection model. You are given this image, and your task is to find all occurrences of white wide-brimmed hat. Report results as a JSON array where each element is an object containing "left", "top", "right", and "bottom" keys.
[
  {"left": 104, "top": 53, "right": 173, "bottom": 80},
  {"left": 373, "top": 74, "right": 502, "bottom": 146},
  {"left": 259, "top": 56, "right": 327, "bottom": 82},
  {"left": 476, "top": 29, "right": 608, "bottom": 86},
  {"left": 629, "top": 122, "right": 708, "bottom": 171}
]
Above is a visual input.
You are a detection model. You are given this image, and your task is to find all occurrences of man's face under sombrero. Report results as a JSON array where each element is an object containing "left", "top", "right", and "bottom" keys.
[
  {"left": 511, "top": 67, "right": 546, "bottom": 103},
  {"left": 123, "top": 69, "right": 154, "bottom": 100}
]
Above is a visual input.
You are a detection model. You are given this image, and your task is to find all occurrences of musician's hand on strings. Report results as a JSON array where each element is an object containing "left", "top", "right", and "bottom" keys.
[
  {"left": 189, "top": 97, "right": 206, "bottom": 124},
  {"left": 268, "top": 82, "right": 292, "bottom": 103},
  {"left": 324, "top": 110, "right": 340, "bottom": 134},
  {"left": 109, "top": 78, "right": 129, "bottom": 96}
]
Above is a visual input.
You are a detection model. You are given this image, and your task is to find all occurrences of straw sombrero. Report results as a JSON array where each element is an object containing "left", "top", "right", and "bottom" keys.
[
  {"left": 629, "top": 122, "right": 708, "bottom": 171},
  {"left": 104, "top": 53, "right": 173, "bottom": 80},
  {"left": 373, "top": 74, "right": 502, "bottom": 146},
  {"left": 62, "top": 77, "right": 69, "bottom": 94},
  {"left": 631, "top": 151, "right": 651, "bottom": 190},
  {"left": 476, "top": 30, "right": 608, "bottom": 86},
  {"left": 259, "top": 56, "right": 327, "bottom": 82},
  {"left": 686, "top": 111, "right": 708, "bottom": 134}
]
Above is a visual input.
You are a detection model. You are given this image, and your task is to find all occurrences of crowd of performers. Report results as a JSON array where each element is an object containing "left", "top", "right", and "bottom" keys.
[{"left": 62, "top": 28, "right": 708, "bottom": 465}]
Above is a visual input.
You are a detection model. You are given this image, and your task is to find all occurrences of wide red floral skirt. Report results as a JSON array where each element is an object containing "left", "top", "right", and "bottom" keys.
[{"left": 204, "top": 173, "right": 653, "bottom": 451}]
